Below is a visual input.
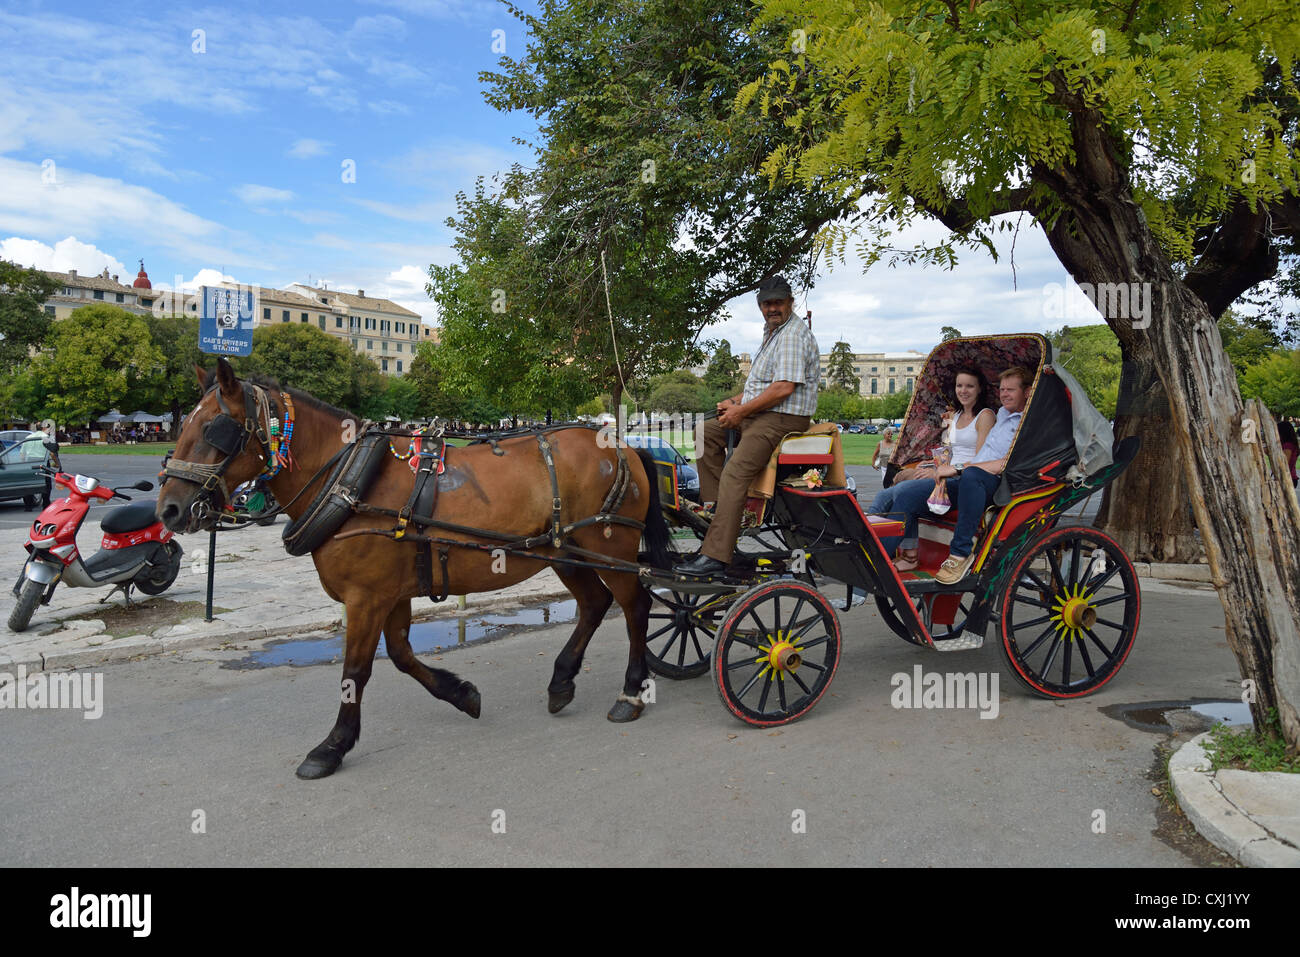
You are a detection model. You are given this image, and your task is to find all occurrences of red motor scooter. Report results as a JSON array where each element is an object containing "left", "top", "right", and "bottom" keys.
[{"left": 9, "top": 439, "right": 183, "bottom": 632}]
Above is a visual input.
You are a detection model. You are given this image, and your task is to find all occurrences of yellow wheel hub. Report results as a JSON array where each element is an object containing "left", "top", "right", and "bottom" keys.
[
  {"left": 1050, "top": 583, "right": 1097, "bottom": 640},
  {"left": 757, "top": 630, "right": 803, "bottom": 677}
]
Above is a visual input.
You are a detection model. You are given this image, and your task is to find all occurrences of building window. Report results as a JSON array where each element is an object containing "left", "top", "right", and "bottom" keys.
[
  {"left": 301, "top": 312, "right": 308, "bottom": 323},
  {"left": 367, "top": 340, "right": 373, "bottom": 350},
  {"left": 351, "top": 338, "right": 358, "bottom": 348},
  {"left": 335, "top": 317, "right": 343, "bottom": 328},
  {"left": 62, "top": 287, "right": 72, "bottom": 296},
  {"left": 318, "top": 317, "right": 326, "bottom": 330},
  {"left": 889, "top": 379, "right": 896, "bottom": 393},
  {"left": 282, "top": 310, "right": 289, "bottom": 321},
  {"left": 263, "top": 307, "right": 271, "bottom": 320},
  {"left": 871, "top": 379, "right": 877, "bottom": 395},
  {"left": 115, "top": 293, "right": 124, "bottom": 302},
  {"left": 907, "top": 366, "right": 914, "bottom": 372},
  {"left": 395, "top": 342, "right": 402, "bottom": 353},
  {"left": 381, "top": 358, "right": 389, "bottom": 372},
  {"left": 871, "top": 366, "right": 878, "bottom": 373},
  {"left": 44, "top": 305, "right": 55, "bottom": 316},
  {"left": 93, "top": 290, "right": 104, "bottom": 300},
  {"left": 365, "top": 317, "right": 375, "bottom": 330}
]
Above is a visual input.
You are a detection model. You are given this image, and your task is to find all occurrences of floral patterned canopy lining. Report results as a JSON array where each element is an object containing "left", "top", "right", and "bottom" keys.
[{"left": 890, "top": 335, "right": 1044, "bottom": 468}]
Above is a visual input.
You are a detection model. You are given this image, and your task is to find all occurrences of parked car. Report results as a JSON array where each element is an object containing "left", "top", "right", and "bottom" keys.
[
  {"left": 622, "top": 433, "right": 700, "bottom": 502},
  {"left": 0, "top": 433, "right": 52, "bottom": 508},
  {"left": 0, "top": 429, "right": 33, "bottom": 451},
  {"left": 864, "top": 425, "right": 880, "bottom": 434}
]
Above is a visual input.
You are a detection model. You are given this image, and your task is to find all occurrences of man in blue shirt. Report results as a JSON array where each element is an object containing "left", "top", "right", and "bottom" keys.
[
  {"left": 675, "top": 276, "right": 820, "bottom": 577},
  {"left": 888, "top": 366, "right": 1032, "bottom": 584}
]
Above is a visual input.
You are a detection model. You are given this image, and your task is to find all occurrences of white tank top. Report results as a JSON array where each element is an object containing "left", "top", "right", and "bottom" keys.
[{"left": 948, "top": 413, "right": 985, "bottom": 466}]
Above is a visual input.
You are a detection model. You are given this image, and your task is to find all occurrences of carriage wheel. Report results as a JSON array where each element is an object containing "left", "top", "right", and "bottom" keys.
[
  {"left": 998, "top": 525, "right": 1139, "bottom": 698},
  {"left": 644, "top": 588, "right": 732, "bottom": 680},
  {"left": 712, "top": 580, "right": 841, "bottom": 727}
]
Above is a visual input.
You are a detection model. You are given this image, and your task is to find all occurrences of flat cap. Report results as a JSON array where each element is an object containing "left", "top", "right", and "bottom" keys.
[{"left": 755, "top": 275, "right": 793, "bottom": 303}]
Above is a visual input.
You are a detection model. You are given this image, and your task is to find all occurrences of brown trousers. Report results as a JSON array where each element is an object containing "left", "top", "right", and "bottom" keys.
[{"left": 698, "top": 410, "right": 811, "bottom": 562}]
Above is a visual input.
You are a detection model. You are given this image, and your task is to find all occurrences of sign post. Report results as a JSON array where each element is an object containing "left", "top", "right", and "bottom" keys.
[{"left": 195, "top": 285, "right": 256, "bottom": 620}]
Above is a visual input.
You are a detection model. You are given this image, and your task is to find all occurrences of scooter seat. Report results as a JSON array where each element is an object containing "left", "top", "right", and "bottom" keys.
[{"left": 100, "top": 501, "right": 159, "bottom": 535}]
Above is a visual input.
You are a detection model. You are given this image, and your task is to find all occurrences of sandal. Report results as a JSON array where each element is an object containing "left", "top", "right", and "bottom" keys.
[{"left": 894, "top": 548, "right": 919, "bottom": 572}]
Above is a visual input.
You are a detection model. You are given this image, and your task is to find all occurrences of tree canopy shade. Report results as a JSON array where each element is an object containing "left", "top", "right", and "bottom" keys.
[
  {"left": 0, "top": 261, "right": 58, "bottom": 374},
  {"left": 744, "top": 0, "right": 1300, "bottom": 745}
]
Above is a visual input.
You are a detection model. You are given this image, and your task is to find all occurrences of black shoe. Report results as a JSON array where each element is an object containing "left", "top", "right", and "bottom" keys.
[{"left": 674, "top": 553, "right": 726, "bottom": 578}]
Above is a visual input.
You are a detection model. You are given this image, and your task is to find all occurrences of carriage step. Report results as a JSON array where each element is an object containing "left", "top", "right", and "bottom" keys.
[{"left": 931, "top": 633, "right": 984, "bottom": 652}]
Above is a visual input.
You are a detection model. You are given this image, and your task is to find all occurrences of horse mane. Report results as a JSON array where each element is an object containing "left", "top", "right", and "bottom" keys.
[{"left": 203, "top": 371, "right": 358, "bottom": 422}]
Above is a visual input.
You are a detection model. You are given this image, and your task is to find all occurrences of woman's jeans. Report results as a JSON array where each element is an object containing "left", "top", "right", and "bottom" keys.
[{"left": 872, "top": 468, "right": 1001, "bottom": 559}]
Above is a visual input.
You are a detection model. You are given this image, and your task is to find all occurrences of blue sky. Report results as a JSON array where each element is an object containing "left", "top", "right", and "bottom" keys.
[{"left": 1, "top": 0, "right": 1137, "bottom": 357}]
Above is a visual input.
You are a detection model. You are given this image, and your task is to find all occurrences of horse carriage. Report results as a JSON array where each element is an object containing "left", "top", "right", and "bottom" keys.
[
  {"left": 159, "top": 333, "right": 1139, "bottom": 777},
  {"left": 639, "top": 333, "right": 1141, "bottom": 726}
]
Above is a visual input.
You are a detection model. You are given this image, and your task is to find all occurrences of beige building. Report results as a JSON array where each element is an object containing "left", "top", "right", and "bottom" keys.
[
  {"left": 39, "top": 264, "right": 160, "bottom": 319},
  {"left": 35, "top": 263, "right": 439, "bottom": 377},
  {"left": 738, "top": 348, "right": 929, "bottom": 396}
]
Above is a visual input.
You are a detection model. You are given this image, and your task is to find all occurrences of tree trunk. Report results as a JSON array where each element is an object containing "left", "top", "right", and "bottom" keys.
[
  {"left": 1095, "top": 341, "right": 1201, "bottom": 563},
  {"left": 1034, "top": 115, "right": 1300, "bottom": 748}
]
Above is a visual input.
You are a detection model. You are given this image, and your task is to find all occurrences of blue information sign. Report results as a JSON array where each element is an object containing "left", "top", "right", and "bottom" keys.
[{"left": 198, "top": 285, "right": 255, "bottom": 356}]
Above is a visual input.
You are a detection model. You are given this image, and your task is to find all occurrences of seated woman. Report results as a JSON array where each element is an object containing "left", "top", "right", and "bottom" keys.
[
  {"left": 868, "top": 365, "right": 995, "bottom": 571},
  {"left": 881, "top": 366, "right": 1032, "bottom": 584}
]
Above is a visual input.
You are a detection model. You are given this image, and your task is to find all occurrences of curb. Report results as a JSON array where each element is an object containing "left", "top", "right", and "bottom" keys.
[
  {"left": 1135, "top": 562, "right": 1214, "bottom": 583},
  {"left": 1168, "top": 731, "right": 1300, "bottom": 868}
]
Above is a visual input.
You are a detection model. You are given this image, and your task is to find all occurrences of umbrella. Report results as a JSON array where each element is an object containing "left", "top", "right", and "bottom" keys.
[
  {"left": 126, "top": 411, "right": 167, "bottom": 423},
  {"left": 96, "top": 410, "right": 124, "bottom": 423}
]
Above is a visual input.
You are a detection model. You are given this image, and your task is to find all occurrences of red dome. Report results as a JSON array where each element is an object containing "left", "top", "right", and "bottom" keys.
[{"left": 132, "top": 260, "right": 151, "bottom": 289}]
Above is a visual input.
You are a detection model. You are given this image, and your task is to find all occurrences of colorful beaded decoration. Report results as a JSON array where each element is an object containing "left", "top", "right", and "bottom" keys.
[
  {"left": 263, "top": 392, "right": 295, "bottom": 477},
  {"left": 390, "top": 427, "right": 423, "bottom": 461}
]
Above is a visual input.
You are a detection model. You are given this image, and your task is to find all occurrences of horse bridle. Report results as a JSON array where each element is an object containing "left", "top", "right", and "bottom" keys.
[{"left": 162, "top": 381, "right": 278, "bottom": 520}]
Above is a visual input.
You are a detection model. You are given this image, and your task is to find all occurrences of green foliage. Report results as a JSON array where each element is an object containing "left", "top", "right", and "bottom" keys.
[
  {"left": 1218, "top": 310, "right": 1282, "bottom": 380},
  {"left": 647, "top": 369, "right": 710, "bottom": 413},
  {"left": 1048, "top": 324, "right": 1121, "bottom": 418},
  {"left": 824, "top": 341, "right": 860, "bottom": 392},
  {"left": 816, "top": 386, "right": 864, "bottom": 421},
  {"left": 31, "top": 305, "right": 164, "bottom": 425},
  {"left": 1240, "top": 350, "right": 1300, "bottom": 417},
  {"left": 1203, "top": 710, "right": 1300, "bottom": 773},
  {"left": 748, "top": 1, "right": 1300, "bottom": 275},
  {"left": 940, "top": 325, "right": 962, "bottom": 342},
  {"left": 0, "top": 260, "right": 58, "bottom": 373},
  {"left": 237, "top": 324, "right": 356, "bottom": 409},
  {"left": 702, "top": 340, "right": 741, "bottom": 399},
  {"left": 136, "top": 314, "right": 204, "bottom": 418}
]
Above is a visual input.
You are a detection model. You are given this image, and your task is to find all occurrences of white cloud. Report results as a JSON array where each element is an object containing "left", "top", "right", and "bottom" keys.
[
  {"left": 0, "top": 157, "right": 262, "bottom": 268},
  {"left": 0, "top": 236, "right": 127, "bottom": 277},
  {"left": 287, "top": 138, "right": 330, "bottom": 158},
  {"left": 348, "top": 197, "right": 454, "bottom": 223},
  {"left": 233, "top": 184, "right": 296, "bottom": 205}
]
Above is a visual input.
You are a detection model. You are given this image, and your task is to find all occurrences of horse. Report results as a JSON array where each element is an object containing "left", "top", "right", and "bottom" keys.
[{"left": 157, "top": 357, "right": 671, "bottom": 779}]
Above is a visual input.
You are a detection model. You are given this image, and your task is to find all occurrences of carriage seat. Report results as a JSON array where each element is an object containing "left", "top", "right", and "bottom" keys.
[
  {"left": 915, "top": 483, "right": 1064, "bottom": 568},
  {"left": 746, "top": 422, "right": 846, "bottom": 499}
]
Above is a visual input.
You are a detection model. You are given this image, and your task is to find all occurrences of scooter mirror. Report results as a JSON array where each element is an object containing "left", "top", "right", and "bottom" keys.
[{"left": 133, "top": 480, "right": 154, "bottom": 491}]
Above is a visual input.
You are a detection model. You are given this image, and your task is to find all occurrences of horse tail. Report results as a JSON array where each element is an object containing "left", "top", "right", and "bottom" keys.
[{"left": 633, "top": 447, "right": 673, "bottom": 570}]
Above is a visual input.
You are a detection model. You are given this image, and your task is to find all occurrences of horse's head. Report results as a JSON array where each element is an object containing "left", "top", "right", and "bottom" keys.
[{"left": 157, "top": 356, "right": 278, "bottom": 533}]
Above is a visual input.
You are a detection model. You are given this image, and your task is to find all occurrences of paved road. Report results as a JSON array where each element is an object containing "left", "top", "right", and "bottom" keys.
[
  {"left": 0, "top": 452, "right": 171, "bottom": 530},
  {"left": 0, "top": 576, "right": 1239, "bottom": 866}
]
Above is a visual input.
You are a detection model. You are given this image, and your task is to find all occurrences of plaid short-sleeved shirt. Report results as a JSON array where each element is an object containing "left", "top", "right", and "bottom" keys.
[{"left": 743, "top": 315, "right": 820, "bottom": 417}]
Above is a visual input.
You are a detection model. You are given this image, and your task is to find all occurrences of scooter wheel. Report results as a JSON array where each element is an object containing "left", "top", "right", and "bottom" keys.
[
  {"left": 8, "top": 577, "right": 43, "bottom": 632},
  {"left": 135, "top": 541, "right": 183, "bottom": 596}
]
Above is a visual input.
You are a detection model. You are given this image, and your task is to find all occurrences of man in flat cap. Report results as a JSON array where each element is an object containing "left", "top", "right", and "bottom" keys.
[{"left": 675, "top": 276, "right": 820, "bottom": 577}]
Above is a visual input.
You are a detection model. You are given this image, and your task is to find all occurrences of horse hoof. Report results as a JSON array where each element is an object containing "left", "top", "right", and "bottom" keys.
[
  {"left": 606, "top": 699, "right": 644, "bottom": 723},
  {"left": 295, "top": 746, "right": 343, "bottom": 780},
  {"left": 548, "top": 688, "right": 575, "bottom": 714},
  {"left": 458, "top": 683, "right": 481, "bottom": 719}
]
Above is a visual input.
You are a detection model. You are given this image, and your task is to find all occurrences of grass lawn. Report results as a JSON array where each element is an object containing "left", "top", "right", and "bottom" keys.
[{"left": 57, "top": 444, "right": 176, "bottom": 455}]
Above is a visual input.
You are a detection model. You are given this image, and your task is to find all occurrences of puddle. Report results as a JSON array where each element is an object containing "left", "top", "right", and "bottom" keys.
[
  {"left": 1101, "top": 699, "right": 1253, "bottom": 734},
  {"left": 223, "top": 599, "right": 578, "bottom": 669}
]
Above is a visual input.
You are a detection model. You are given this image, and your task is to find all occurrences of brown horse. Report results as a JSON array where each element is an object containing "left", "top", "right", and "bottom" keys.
[{"left": 157, "top": 358, "right": 670, "bottom": 779}]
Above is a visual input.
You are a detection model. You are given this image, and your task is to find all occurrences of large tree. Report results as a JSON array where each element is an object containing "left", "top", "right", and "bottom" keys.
[
  {"left": 825, "top": 340, "right": 861, "bottom": 393},
  {"left": 237, "top": 324, "right": 357, "bottom": 410},
  {"left": 0, "top": 261, "right": 58, "bottom": 374},
  {"left": 31, "top": 305, "right": 164, "bottom": 426},
  {"left": 138, "top": 314, "right": 204, "bottom": 437},
  {"left": 434, "top": 0, "right": 857, "bottom": 412},
  {"left": 748, "top": 0, "right": 1300, "bottom": 745}
]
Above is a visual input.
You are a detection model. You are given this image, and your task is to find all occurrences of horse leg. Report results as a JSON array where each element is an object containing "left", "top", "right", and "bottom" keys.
[
  {"left": 602, "top": 573, "right": 653, "bottom": 723},
  {"left": 295, "top": 597, "right": 389, "bottom": 780},
  {"left": 547, "top": 566, "right": 613, "bottom": 714},
  {"left": 384, "top": 598, "right": 481, "bottom": 718}
]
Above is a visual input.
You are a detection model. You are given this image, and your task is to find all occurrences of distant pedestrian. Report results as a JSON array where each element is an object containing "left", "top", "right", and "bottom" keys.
[
  {"left": 872, "top": 427, "right": 897, "bottom": 472},
  {"left": 1278, "top": 419, "right": 1298, "bottom": 487}
]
